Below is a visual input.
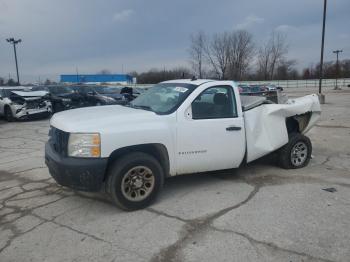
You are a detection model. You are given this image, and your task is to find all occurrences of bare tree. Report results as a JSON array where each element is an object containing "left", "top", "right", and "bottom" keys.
[
  {"left": 257, "top": 32, "right": 288, "bottom": 80},
  {"left": 275, "top": 59, "right": 297, "bottom": 80},
  {"left": 189, "top": 31, "right": 206, "bottom": 78},
  {"left": 227, "top": 30, "right": 255, "bottom": 80},
  {"left": 204, "top": 32, "right": 231, "bottom": 79}
]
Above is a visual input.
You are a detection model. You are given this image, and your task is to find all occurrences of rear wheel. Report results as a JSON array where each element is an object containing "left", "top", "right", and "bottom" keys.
[
  {"left": 4, "top": 106, "right": 14, "bottom": 122},
  {"left": 107, "top": 152, "right": 164, "bottom": 210},
  {"left": 278, "top": 133, "right": 312, "bottom": 169}
]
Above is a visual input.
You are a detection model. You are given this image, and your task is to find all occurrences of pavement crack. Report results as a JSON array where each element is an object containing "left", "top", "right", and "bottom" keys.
[
  {"left": 210, "top": 226, "right": 336, "bottom": 262},
  {"left": 50, "top": 220, "right": 112, "bottom": 244},
  {"left": 0, "top": 220, "right": 47, "bottom": 254},
  {"left": 13, "top": 166, "right": 46, "bottom": 174},
  {"left": 150, "top": 185, "right": 260, "bottom": 262},
  {"left": 146, "top": 208, "right": 190, "bottom": 223}
]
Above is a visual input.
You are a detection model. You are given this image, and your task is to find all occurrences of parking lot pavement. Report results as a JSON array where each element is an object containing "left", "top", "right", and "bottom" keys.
[{"left": 1, "top": 87, "right": 350, "bottom": 262}]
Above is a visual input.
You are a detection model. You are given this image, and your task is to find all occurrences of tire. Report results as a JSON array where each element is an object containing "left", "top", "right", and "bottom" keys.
[
  {"left": 278, "top": 133, "right": 312, "bottom": 169},
  {"left": 107, "top": 152, "right": 164, "bottom": 211},
  {"left": 4, "top": 106, "right": 14, "bottom": 122}
]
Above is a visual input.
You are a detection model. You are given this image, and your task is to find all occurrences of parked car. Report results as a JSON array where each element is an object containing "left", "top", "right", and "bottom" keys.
[
  {"left": 92, "top": 86, "right": 129, "bottom": 104},
  {"left": 70, "top": 85, "right": 118, "bottom": 106},
  {"left": 32, "top": 85, "right": 86, "bottom": 113},
  {"left": 263, "top": 84, "right": 277, "bottom": 91},
  {"left": 249, "top": 85, "right": 266, "bottom": 93},
  {"left": 238, "top": 84, "right": 251, "bottom": 93},
  {"left": 93, "top": 86, "right": 145, "bottom": 104},
  {"left": 45, "top": 79, "right": 321, "bottom": 210},
  {"left": 0, "top": 87, "right": 52, "bottom": 121}
]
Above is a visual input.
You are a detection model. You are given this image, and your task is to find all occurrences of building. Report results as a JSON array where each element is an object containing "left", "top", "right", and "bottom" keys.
[{"left": 60, "top": 74, "right": 133, "bottom": 85}]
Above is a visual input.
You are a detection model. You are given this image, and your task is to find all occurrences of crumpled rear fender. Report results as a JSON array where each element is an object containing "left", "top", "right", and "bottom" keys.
[{"left": 244, "top": 94, "right": 321, "bottom": 163}]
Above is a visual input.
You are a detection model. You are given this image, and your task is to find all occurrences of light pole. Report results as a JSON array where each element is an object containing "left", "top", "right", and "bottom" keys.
[
  {"left": 318, "top": 0, "right": 327, "bottom": 104},
  {"left": 333, "top": 50, "right": 343, "bottom": 89},
  {"left": 6, "top": 38, "right": 22, "bottom": 86}
]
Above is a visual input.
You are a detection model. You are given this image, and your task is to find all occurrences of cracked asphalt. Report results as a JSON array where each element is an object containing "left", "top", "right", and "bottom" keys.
[{"left": 1, "top": 87, "right": 350, "bottom": 262}]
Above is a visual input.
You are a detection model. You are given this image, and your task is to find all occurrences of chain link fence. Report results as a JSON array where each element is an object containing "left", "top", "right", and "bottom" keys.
[
  {"left": 239, "top": 78, "right": 350, "bottom": 89},
  {"left": 128, "top": 78, "right": 350, "bottom": 89}
]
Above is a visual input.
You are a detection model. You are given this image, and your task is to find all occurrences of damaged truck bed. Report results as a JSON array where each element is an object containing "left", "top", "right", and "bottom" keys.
[
  {"left": 45, "top": 79, "right": 321, "bottom": 210},
  {"left": 241, "top": 94, "right": 321, "bottom": 162}
]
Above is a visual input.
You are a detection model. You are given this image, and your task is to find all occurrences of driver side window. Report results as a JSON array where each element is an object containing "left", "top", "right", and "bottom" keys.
[{"left": 191, "top": 86, "right": 237, "bottom": 119}]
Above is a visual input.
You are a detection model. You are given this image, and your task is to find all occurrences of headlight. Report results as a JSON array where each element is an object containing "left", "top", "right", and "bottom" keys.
[{"left": 68, "top": 133, "right": 101, "bottom": 158}]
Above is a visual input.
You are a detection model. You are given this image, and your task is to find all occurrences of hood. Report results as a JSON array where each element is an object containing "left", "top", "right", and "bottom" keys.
[
  {"left": 11, "top": 90, "right": 48, "bottom": 98},
  {"left": 50, "top": 105, "right": 158, "bottom": 133}
]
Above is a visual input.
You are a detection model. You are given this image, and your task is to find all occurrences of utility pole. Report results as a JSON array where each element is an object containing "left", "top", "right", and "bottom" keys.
[
  {"left": 333, "top": 50, "right": 343, "bottom": 90},
  {"left": 318, "top": 0, "right": 327, "bottom": 104},
  {"left": 76, "top": 67, "right": 79, "bottom": 83},
  {"left": 6, "top": 38, "right": 22, "bottom": 86}
]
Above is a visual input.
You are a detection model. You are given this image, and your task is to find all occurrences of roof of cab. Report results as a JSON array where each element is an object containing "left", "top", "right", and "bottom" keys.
[{"left": 161, "top": 79, "right": 216, "bottom": 86}]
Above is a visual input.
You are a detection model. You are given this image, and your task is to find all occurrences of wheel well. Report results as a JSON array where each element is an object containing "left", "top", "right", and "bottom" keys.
[
  {"left": 286, "top": 117, "right": 299, "bottom": 134},
  {"left": 105, "top": 143, "right": 170, "bottom": 181},
  {"left": 286, "top": 112, "right": 311, "bottom": 135}
]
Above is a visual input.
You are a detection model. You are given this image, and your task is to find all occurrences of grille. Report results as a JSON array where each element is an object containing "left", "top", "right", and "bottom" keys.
[
  {"left": 49, "top": 127, "right": 69, "bottom": 156},
  {"left": 26, "top": 100, "right": 46, "bottom": 109},
  {"left": 26, "top": 101, "right": 39, "bottom": 109}
]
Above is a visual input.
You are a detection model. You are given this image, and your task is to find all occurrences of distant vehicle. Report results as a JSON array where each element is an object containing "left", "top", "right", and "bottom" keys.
[
  {"left": 0, "top": 87, "right": 52, "bottom": 121},
  {"left": 249, "top": 85, "right": 265, "bottom": 93},
  {"left": 32, "top": 85, "right": 85, "bottom": 113},
  {"left": 70, "top": 85, "right": 118, "bottom": 106},
  {"left": 82, "top": 85, "right": 145, "bottom": 105},
  {"left": 264, "top": 85, "right": 277, "bottom": 91},
  {"left": 238, "top": 84, "right": 250, "bottom": 93}
]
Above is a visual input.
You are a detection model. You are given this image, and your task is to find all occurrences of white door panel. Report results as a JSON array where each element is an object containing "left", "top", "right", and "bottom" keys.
[
  {"left": 175, "top": 83, "right": 246, "bottom": 175},
  {"left": 176, "top": 116, "right": 245, "bottom": 174}
]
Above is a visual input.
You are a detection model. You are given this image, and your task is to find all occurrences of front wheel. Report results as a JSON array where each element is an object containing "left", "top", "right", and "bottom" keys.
[
  {"left": 278, "top": 133, "right": 312, "bottom": 169},
  {"left": 107, "top": 152, "right": 164, "bottom": 210}
]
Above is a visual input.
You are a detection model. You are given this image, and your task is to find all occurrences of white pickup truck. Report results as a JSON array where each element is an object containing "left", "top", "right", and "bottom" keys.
[{"left": 45, "top": 79, "right": 321, "bottom": 210}]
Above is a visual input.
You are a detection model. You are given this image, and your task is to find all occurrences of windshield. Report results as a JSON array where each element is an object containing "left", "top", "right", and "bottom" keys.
[
  {"left": 31, "top": 86, "right": 49, "bottom": 92},
  {"left": 129, "top": 83, "right": 197, "bottom": 114},
  {"left": 49, "top": 86, "right": 74, "bottom": 94},
  {"left": 71, "top": 86, "right": 95, "bottom": 94}
]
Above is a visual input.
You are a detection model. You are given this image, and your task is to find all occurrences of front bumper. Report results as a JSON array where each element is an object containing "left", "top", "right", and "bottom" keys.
[
  {"left": 45, "top": 142, "right": 108, "bottom": 192},
  {"left": 15, "top": 107, "right": 52, "bottom": 120}
]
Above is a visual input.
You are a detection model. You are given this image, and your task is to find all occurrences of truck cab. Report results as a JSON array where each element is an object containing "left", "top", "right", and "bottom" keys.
[{"left": 45, "top": 79, "right": 321, "bottom": 210}]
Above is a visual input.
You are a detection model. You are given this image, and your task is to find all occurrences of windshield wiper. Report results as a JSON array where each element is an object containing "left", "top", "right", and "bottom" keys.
[{"left": 131, "top": 105, "right": 153, "bottom": 111}]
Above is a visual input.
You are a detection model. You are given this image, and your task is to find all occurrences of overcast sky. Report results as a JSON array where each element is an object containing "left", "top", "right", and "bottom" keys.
[{"left": 0, "top": 0, "right": 349, "bottom": 82}]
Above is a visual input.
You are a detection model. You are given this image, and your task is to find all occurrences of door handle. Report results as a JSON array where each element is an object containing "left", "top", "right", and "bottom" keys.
[{"left": 226, "top": 126, "right": 241, "bottom": 131}]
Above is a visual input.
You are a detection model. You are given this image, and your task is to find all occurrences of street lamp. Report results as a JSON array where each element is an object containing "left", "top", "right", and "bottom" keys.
[
  {"left": 333, "top": 49, "right": 343, "bottom": 90},
  {"left": 6, "top": 38, "right": 22, "bottom": 86},
  {"left": 318, "top": 0, "right": 327, "bottom": 104}
]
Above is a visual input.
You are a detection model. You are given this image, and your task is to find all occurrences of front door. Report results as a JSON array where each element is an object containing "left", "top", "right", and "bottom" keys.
[{"left": 176, "top": 85, "right": 245, "bottom": 174}]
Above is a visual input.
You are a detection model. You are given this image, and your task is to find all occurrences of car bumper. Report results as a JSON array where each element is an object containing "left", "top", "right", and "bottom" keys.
[
  {"left": 15, "top": 107, "right": 52, "bottom": 120},
  {"left": 45, "top": 142, "right": 108, "bottom": 192}
]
